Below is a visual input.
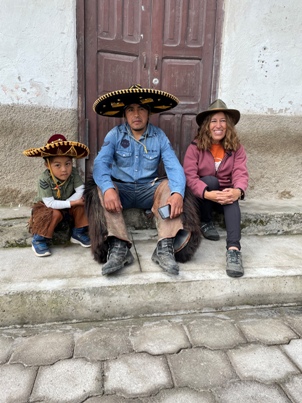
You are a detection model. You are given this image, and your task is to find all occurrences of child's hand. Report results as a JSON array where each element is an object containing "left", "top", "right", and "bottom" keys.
[{"left": 70, "top": 197, "right": 85, "bottom": 207}]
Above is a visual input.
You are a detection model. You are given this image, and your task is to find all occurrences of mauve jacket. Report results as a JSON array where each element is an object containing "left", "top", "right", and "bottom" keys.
[{"left": 183, "top": 141, "right": 249, "bottom": 199}]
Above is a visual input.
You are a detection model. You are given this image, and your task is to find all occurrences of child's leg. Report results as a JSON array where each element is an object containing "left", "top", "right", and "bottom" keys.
[
  {"left": 44, "top": 209, "right": 64, "bottom": 238},
  {"left": 30, "top": 203, "right": 63, "bottom": 238},
  {"left": 70, "top": 205, "right": 89, "bottom": 228},
  {"left": 30, "top": 203, "right": 63, "bottom": 256},
  {"left": 69, "top": 205, "right": 90, "bottom": 247}
]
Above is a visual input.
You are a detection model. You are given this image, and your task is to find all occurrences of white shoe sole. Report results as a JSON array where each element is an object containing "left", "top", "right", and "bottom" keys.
[
  {"left": 70, "top": 237, "right": 91, "bottom": 248},
  {"left": 32, "top": 244, "right": 51, "bottom": 257}
]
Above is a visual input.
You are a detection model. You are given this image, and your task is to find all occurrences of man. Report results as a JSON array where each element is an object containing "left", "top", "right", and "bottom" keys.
[{"left": 85, "top": 84, "right": 201, "bottom": 275}]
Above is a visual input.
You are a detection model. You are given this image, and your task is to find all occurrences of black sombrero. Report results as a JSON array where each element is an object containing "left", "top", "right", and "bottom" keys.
[
  {"left": 23, "top": 134, "right": 89, "bottom": 159},
  {"left": 93, "top": 84, "right": 179, "bottom": 117}
]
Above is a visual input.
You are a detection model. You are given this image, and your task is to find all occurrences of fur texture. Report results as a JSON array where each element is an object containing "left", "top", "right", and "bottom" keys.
[
  {"left": 175, "top": 186, "right": 202, "bottom": 262},
  {"left": 84, "top": 176, "right": 201, "bottom": 264},
  {"left": 84, "top": 176, "right": 108, "bottom": 263}
]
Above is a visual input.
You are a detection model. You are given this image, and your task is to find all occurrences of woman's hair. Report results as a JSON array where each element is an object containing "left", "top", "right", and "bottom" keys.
[{"left": 195, "top": 112, "right": 241, "bottom": 151}]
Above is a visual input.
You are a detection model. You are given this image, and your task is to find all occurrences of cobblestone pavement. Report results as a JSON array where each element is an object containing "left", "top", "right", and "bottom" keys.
[{"left": 1, "top": 306, "right": 302, "bottom": 402}]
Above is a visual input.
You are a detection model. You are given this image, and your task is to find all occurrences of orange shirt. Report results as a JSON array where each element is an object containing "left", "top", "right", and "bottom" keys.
[{"left": 210, "top": 143, "right": 225, "bottom": 171}]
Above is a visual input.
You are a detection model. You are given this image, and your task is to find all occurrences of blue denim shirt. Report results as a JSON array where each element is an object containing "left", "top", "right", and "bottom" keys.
[{"left": 93, "top": 123, "right": 186, "bottom": 197}]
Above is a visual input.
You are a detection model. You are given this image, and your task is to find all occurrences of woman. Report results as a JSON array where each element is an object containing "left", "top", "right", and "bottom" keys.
[{"left": 183, "top": 99, "right": 249, "bottom": 277}]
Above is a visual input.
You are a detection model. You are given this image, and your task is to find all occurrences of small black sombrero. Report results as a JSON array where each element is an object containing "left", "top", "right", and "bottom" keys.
[
  {"left": 93, "top": 84, "right": 179, "bottom": 117},
  {"left": 196, "top": 99, "right": 240, "bottom": 126},
  {"left": 23, "top": 134, "right": 89, "bottom": 159}
]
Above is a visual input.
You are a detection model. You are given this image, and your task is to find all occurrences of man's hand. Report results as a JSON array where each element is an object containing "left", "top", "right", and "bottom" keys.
[
  {"left": 166, "top": 193, "right": 183, "bottom": 219},
  {"left": 104, "top": 188, "right": 123, "bottom": 213}
]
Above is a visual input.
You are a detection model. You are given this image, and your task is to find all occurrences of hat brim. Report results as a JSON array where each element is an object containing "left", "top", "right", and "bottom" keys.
[
  {"left": 23, "top": 140, "right": 89, "bottom": 159},
  {"left": 196, "top": 108, "right": 240, "bottom": 126},
  {"left": 93, "top": 87, "right": 179, "bottom": 117}
]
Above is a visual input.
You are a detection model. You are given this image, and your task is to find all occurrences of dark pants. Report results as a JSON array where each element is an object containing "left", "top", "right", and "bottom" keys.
[{"left": 198, "top": 176, "right": 241, "bottom": 250}]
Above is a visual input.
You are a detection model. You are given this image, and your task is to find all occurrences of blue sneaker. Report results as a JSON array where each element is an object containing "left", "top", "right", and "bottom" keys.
[
  {"left": 70, "top": 227, "right": 91, "bottom": 248},
  {"left": 32, "top": 234, "right": 51, "bottom": 257}
]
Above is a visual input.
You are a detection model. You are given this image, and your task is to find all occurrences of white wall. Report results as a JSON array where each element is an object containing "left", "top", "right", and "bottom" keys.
[
  {"left": 219, "top": 0, "right": 302, "bottom": 116},
  {"left": 0, "top": 0, "right": 77, "bottom": 109}
]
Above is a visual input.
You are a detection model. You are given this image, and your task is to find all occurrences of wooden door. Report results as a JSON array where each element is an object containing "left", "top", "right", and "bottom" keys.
[{"left": 77, "top": 0, "right": 222, "bottom": 173}]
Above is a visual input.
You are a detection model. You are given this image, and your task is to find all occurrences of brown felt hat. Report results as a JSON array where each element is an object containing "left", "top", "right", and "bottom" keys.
[
  {"left": 93, "top": 84, "right": 179, "bottom": 117},
  {"left": 196, "top": 99, "right": 240, "bottom": 126},
  {"left": 22, "top": 134, "right": 89, "bottom": 159}
]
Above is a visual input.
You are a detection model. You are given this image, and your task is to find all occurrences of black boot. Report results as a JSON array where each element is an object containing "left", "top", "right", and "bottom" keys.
[
  {"left": 102, "top": 237, "right": 134, "bottom": 275},
  {"left": 151, "top": 238, "right": 179, "bottom": 275}
]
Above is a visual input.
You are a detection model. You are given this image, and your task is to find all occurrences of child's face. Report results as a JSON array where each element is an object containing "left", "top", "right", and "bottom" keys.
[{"left": 46, "top": 156, "right": 73, "bottom": 181}]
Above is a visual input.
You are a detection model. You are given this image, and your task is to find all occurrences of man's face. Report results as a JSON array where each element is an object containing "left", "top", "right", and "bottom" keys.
[{"left": 124, "top": 104, "right": 149, "bottom": 135}]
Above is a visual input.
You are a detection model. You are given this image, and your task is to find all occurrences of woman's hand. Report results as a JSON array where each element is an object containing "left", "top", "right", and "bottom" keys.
[{"left": 204, "top": 188, "right": 241, "bottom": 205}]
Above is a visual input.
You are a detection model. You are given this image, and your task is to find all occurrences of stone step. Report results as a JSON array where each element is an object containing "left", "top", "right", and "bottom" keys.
[{"left": 1, "top": 199, "right": 302, "bottom": 248}]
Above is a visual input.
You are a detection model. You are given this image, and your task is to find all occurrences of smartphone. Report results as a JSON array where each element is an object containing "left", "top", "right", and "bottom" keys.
[{"left": 158, "top": 204, "right": 171, "bottom": 219}]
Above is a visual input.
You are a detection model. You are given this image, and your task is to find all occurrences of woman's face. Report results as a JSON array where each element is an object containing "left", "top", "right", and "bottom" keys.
[{"left": 209, "top": 112, "right": 227, "bottom": 143}]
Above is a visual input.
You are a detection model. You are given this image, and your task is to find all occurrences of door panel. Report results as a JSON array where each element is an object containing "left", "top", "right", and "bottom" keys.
[{"left": 78, "top": 0, "right": 221, "bottom": 173}]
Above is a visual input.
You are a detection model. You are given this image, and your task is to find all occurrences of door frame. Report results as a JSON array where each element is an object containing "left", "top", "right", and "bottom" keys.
[{"left": 76, "top": 0, "right": 224, "bottom": 171}]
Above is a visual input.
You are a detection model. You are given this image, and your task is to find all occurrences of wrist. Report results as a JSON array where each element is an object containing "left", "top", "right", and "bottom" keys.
[{"left": 236, "top": 188, "right": 244, "bottom": 199}]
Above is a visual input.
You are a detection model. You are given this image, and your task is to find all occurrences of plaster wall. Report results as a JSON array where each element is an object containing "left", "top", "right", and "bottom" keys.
[
  {"left": 0, "top": 0, "right": 78, "bottom": 206},
  {"left": 219, "top": 0, "right": 302, "bottom": 200}
]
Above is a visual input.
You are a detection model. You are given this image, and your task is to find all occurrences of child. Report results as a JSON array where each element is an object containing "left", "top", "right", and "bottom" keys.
[{"left": 23, "top": 134, "right": 91, "bottom": 257}]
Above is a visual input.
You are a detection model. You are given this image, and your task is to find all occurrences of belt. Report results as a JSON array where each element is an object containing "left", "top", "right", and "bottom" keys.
[{"left": 111, "top": 177, "right": 135, "bottom": 184}]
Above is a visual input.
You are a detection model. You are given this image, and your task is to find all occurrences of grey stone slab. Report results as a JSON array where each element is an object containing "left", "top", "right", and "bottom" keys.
[
  {"left": 104, "top": 353, "right": 173, "bottom": 398},
  {"left": 228, "top": 345, "right": 300, "bottom": 383},
  {"left": 168, "top": 348, "right": 236, "bottom": 389},
  {"left": 0, "top": 363, "right": 37, "bottom": 403},
  {"left": 86, "top": 396, "right": 142, "bottom": 402},
  {"left": 142, "top": 387, "right": 215, "bottom": 402},
  {"left": 237, "top": 318, "right": 299, "bottom": 344},
  {"left": 185, "top": 318, "right": 246, "bottom": 349},
  {"left": 214, "top": 380, "right": 291, "bottom": 403},
  {"left": 31, "top": 358, "right": 102, "bottom": 402},
  {"left": 130, "top": 321, "right": 190, "bottom": 354},
  {"left": 0, "top": 335, "right": 14, "bottom": 363},
  {"left": 285, "top": 315, "right": 302, "bottom": 337},
  {"left": 282, "top": 374, "right": 302, "bottom": 403},
  {"left": 282, "top": 339, "right": 302, "bottom": 371},
  {"left": 74, "top": 327, "right": 133, "bottom": 361},
  {"left": 9, "top": 331, "right": 74, "bottom": 366}
]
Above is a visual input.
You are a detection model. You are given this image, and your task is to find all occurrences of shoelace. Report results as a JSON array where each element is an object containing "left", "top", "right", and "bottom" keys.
[
  {"left": 228, "top": 251, "right": 240, "bottom": 264},
  {"left": 201, "top": 222, "right": 214, "bottom": 231}
]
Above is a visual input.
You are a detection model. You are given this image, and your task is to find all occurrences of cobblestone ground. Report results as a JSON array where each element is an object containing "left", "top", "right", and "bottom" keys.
[{"left": 1, "top": 306, "right": 302, "bottom": 402}]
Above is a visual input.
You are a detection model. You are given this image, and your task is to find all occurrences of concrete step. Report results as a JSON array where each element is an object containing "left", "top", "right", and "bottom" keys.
[
  {"left": 1, "top": 202, "right": 302, "bottom": 327},
  {"left": 1, "top": 228, "right": 302, "bottom": 327}
]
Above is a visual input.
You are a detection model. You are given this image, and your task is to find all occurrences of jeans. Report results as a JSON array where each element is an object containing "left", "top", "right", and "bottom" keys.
[
  {"left": 113, "top": 180, "right": 162, "bottom": 210},
  {"left": 198, "top": 176, "right": 241, "bottom": 250}
]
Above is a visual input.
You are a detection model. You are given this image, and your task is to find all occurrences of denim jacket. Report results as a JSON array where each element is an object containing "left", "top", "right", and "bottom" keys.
[{"left": 93, "top": 123, "right": 186, "bottom": 197}]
